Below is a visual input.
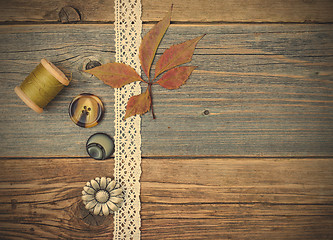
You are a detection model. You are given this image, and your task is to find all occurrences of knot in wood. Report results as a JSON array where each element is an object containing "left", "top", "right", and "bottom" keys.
[
  {"left": 203, "top": 110, "right": 210, "bottom": 115},
  {"left": 85, "top": 60, "right": 102, "bottom": 70},
  {"left": 59, "top": 6, "right": 81, "bottom": 23}
]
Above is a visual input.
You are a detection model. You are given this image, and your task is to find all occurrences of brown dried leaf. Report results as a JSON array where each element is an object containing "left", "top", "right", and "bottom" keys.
[
  {"left": 156, "top": 66, "right": 197, "bottom": 90},
  {"left": 124, "top": 88, "right": 151, "bottom": 120},
  {"left": 154, "top": 34, "right": 205, "bottom": 78},
  {"left": 84, "top": 62, "right": 143, "bottom": 88},
  {"left": 139, "top": 6, "right": 172, "bottom": 79}
]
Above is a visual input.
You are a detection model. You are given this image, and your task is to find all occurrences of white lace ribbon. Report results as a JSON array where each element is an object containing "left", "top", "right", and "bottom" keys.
[{"left": 113, "top": 0, "right": 142, "bottom": 239}]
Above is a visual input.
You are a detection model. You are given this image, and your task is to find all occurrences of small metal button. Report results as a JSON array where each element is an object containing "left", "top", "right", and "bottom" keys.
[{"left": 69, "top": 93, "right": 104, "bottom": 128}]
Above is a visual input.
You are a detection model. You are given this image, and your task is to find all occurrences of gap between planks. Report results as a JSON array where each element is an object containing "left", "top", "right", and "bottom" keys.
[
  {"left": 2, "top": 21, "right": 333, "bottom": 26},
  {"left": 1, "top": 156, "right": 333, "bottom": 160}
]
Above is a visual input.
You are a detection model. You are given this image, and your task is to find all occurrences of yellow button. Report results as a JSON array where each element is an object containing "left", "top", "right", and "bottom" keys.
[{"left": 69, "top": 93, "right": 104, "bottom": 128}]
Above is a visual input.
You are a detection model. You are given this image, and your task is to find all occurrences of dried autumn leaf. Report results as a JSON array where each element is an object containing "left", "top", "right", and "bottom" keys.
[
  {"left": 85, "top": 5, "right": 205, "bottom": 120},
  {"left": 156, "top": 66, "right": 197, "bottom": 90},
  {"left": 154, "top": 34, "right": 205, "bottom": 78},
  {"left": 124, "top": 88, "right": 151, "bottom": 120},
  {"left": 139, "top": 6, "right": 172, "bottom": 79},
  {"left": 84, "top": 62, "right": 143, "bottom": 88}
]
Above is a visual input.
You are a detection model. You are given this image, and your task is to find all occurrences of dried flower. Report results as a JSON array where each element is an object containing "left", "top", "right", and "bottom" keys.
[{"left": 82, "top": 177, "right": 123, "bottom": 216}]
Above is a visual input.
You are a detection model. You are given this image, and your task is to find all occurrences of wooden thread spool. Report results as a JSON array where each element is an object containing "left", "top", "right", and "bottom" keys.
[{"left": 14, "top": 59, "right": 70, "bottom": 113}]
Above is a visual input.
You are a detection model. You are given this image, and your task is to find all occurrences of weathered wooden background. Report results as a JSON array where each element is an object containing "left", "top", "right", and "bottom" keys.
[{"left": 0, "top": 0, "right": 332, "bottom": 239}]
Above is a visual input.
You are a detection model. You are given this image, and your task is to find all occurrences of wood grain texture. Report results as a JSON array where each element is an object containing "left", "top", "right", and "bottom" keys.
[
  {"left": 0, "top": 157, "right": 332, "bottom": 239},
  {"left": 0, "top": 24, "right": 332, "bottom": 157},
  {"left": 0, "top": 0, "right": 333, "bottom": 23}
]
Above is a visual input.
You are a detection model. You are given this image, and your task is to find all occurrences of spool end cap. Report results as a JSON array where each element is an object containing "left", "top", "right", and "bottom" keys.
[
  {"left": 41, "top": 59, "right": 70, "bottom": 86},
  {"left": 14, "top": 86, "right": 43, "bottom": 113}
]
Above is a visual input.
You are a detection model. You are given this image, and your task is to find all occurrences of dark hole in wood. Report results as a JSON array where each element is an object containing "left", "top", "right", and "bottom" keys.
[
  {"left": 85, "top": 60, "right": 102, "bottom": 70},
  {"left": 203, "top": 110, "right": 210, "bottom": 115}
]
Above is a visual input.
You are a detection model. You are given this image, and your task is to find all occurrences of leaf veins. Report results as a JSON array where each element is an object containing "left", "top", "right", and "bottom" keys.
[
  {"left": 154, "top": 34, "right": 205, "bottom": 78},
  {"left": 139, "top": 6, "right": 172, "bottom": 80},
  {"left": 124, "top": 88, "right": 151, "bottom": 120},
  {"left": 84, "top": 62, "right": 144, "bottom": 88},
  {"left": 156, "top": 66, "right": 197, "bottom": 90}
]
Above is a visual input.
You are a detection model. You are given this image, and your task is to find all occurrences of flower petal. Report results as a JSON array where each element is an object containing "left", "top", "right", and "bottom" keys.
[
  {"left": 85, "top": 199, "right": 97, "bottom": 210},
  {"left": 106, "top": 180, "right": 116, "bottom": 192},
  {"left": 107, "top": 178, "right": 112, "bottom": 185},
  {"left": 102, "top": 203, "right": 110, "bottom": 216},
  {"left": 107, "top": 200, "right": 119, "bottom": 212},
  {"left": 90, "top": 179, "right": 100, "bottom": 191},
  {"left": 93, "top": 203, "right": 102, "bottom": 215},
  {"left": 95, "top": 177, "right": 100, "bottom": 183},
  {"left": 100, "top": 177, "right": 107, "bottom": 189},
  {"left": 110, "top": 196, "right": 123, "bottom": 204},
  {"left": 84, "top": 186, "right": 95, "bottom": 195},
  {"left": 110, "top": 188, "right": 123, "bottom": 197},
  {"left": 82, "top": 194, "right": 94, "bottom": 201}
]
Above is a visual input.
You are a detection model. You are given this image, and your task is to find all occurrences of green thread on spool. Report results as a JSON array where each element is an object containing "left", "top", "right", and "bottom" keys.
[
  {"left": 20, "top": 63, "right": 64, "bottom": 108},
  {"left": 15, "top": 59, "right": 70, "bottom": 113}
]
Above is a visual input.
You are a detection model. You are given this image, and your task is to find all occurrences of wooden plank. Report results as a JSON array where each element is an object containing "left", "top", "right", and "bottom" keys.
[
  {"left": 0, "top": 24, "right": 333, "bottom": 157},
  {"left": 0, "top": 157, "right": 115, "bottom": 239},
  {"left": 1, "top": 0, "right": 333, "bottom": 23},
  {"left": 0, "top": 157, "right": 332, "bottom": 239}
]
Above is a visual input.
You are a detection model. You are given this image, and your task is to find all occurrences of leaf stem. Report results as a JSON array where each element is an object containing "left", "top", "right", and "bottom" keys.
[
  {"left": 141, "top": 79, "right": 149, "bottom": 84},
  {"left": 151, "top": 69, "right": 164, "bottom": 83},
  {"left": 151, "top": 73, "right": 160, "bottom": 83},
  {"left": 148, "top": 83, "right": 156, "bottom": 119}
]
